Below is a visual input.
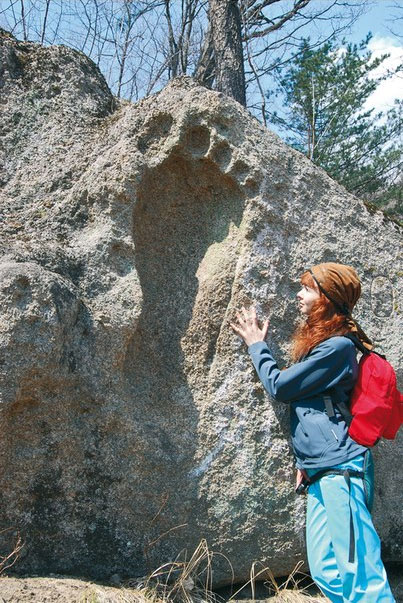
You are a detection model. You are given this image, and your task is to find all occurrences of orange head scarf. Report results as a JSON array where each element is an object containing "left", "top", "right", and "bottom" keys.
[{"left": 309, "top": 262, "right": 373, "bottom": 350}]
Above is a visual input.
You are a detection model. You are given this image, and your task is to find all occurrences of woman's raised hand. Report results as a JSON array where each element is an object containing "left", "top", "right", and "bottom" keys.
[{"left": 230, "top": 306, "right": 269, "bottom": 347}]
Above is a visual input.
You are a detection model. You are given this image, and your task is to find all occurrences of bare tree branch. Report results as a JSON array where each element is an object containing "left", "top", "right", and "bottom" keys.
[
  {"left": 243, "top": 0, "right": 311, "bottom": 39},
  {"left": 40, "top": 0, "right": 51, "bottom": 44}
]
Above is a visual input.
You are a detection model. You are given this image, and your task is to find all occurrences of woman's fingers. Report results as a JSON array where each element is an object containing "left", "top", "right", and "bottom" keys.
[
  {"left": 230, "top": 321, "right": 246, "bottom": 337},
  {"left": 230, "top": 322, "right": 240, "bottom": 334},
  {"left": 241, "top": 306, "right": 257, "bottom": 324},
  {"left": 241, "top": 306, "right": 249, "bottom": 322},
  {"left": 232, "top": 307, "right": 270, "bottom": 344},
  {"left": 231, "top": 308, "right": 270, "bottom": 347},
  {"left": 296, "top": 468, "right": 310, "bottom": 488},
  {"left": 296, "top": 469, "right": 303, "bottom": 488},
  {"left": 234, "top": 308, "right": 268, "bottom": 331}
]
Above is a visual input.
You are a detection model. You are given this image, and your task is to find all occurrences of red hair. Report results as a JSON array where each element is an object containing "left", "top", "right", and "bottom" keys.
[{"left": 291, "top": 271, "right": 351, "bottom": 362}]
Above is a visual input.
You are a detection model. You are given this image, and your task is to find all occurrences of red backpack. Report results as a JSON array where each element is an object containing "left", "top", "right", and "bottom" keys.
[{"left": 342, "top": 334, "right": 403, "bottom": 447}]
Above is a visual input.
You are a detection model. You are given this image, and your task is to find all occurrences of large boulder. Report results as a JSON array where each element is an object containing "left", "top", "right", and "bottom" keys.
[{"left": 0, "top": 29, "right": 401, "bottom": 583}]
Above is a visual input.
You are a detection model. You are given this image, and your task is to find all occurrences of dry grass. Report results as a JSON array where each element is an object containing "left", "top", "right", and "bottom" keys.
[
  {"left": 0, "top": 537, "right": 326, "bottom": 603},
  {"left": 269, "top": 594, "right": 325, "bottom": 602},
  {"left": 79, "top": 587, "right": 159, "bottom": 602},
  {"left": 125, "top": 539, "right": 222, "bottom": 603},
  {"left": 0, "top": 527, "right": 24, "bottom": 575},
  {"left": 229, "top": 560, "right": 326, "bottom": 602},
  {"left": 119, "top": 540, "right": 326, "bottom": 603}
]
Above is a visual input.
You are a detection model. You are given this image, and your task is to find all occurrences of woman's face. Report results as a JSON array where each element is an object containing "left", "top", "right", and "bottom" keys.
[{"left": 297, "top": 282, "right": 321, "bottom": 316}]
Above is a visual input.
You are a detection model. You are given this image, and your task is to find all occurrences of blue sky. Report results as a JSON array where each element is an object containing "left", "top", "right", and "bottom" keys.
[
  {"left": 263, "top": 0, "right": 403, "bottom": 124},
  {"left": 352, "top": 1, "right": 399, "bottom": 40},
  {"left": 326, "top": 1, "right": 403, "bottom": 113}
]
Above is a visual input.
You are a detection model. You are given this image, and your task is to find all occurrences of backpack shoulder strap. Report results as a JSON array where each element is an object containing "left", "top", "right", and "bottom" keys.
[
  {"left": 335, "top": 399, "right": 353, "bottom": 426},
  {"left": 344, "top": 333, "right": 370, "bottom": 356},
  {"left": 344, "top": 333, "right": 387, "bottom": 360},
  {"left": 324, "top": 384, "right": 352, "bottom": 425}
]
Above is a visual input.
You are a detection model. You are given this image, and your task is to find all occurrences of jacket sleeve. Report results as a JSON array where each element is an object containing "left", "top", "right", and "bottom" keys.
[{"left": 247, "top": 338, "right": 354, "bottom": 403}]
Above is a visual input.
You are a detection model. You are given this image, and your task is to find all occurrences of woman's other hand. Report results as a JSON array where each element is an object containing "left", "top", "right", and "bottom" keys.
[
  {"left": 230, "top": 306, "right": 269, "bottom": 347},
  {"left": 296, "top": 469, "right": 309, "bottom": 489}
]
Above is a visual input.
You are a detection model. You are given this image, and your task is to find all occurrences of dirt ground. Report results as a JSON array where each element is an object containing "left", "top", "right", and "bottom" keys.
[
  {"left": 0, "top": 575, "right": 326, "bottom": 603},
  {"left": 0, "top": 569, "right": 401, "bottom": 603},
  {"left": 0, "top": 576, "right": 146, "bottom": 603}
]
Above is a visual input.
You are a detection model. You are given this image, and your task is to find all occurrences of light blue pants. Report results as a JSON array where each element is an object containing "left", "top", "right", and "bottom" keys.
[{"left": 306, "top": 453, "right": 395, "bottom": 602}]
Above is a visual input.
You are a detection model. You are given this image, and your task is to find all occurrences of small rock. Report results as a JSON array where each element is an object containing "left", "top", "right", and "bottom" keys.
[{"left": 109, "top": 574, "right": 121, "bottom": 586}]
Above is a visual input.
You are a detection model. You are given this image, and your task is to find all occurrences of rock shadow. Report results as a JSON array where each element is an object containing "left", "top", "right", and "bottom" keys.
[{"left": 124, "top": 150, "right": 244, "bottom": 565}]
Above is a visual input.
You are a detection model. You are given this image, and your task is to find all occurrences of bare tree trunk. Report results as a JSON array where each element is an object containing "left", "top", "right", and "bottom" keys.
[
  {"left": 208, "top": 0, "right": 246, "bottom": 106},
  {"left": 165, "top": 0, "right": 179, "bottom": 78},
  {"left": 194, "top": 23, "right": 215, "bottom": 88}
]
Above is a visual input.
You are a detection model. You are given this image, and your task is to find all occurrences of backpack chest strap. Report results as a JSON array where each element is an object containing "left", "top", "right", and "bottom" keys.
[
  {"left": 323, "top": 391, "right": 353, "bottom": 426},
  {"left": 323, "top": 395, "right": 335, "bottom": 419}
]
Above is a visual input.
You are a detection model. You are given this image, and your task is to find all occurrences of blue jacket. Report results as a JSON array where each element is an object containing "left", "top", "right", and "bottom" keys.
[{"left": 248, "top": 336, "right": 367, "bottom": 469}]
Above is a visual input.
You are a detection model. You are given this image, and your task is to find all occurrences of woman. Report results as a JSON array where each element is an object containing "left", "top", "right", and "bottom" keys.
[{"left": 230, "top": 262, "right": 395, "bottom": 602}]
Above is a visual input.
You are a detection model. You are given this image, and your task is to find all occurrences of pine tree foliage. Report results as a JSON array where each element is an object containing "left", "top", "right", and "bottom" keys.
[{"left": 267, "top": 36, "right": 402, "bottom": 218}]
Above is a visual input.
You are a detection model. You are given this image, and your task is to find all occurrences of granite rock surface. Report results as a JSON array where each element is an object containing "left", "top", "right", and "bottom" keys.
[{"left": 0, "top": 29, "right": 402, "bottom": 583}]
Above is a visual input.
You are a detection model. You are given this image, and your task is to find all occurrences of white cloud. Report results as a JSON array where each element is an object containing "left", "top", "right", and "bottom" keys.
[{"left": 363, "top": 36, "right": 403, "bottom": 114}]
